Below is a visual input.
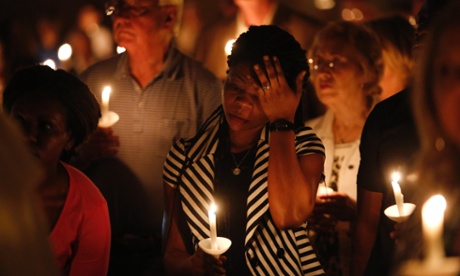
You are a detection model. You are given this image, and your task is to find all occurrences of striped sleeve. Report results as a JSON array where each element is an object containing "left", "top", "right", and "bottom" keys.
[
  {"left": 163, "top": 139, "right": 187, "bottom": 189},
  {"left": 295, "top": 125, "right": 325, "bottom": 156}
]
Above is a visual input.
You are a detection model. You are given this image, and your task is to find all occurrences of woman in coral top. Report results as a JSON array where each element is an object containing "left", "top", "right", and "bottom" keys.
[{"left": 3, "top": 65, "right": 111, "bottom": 275}]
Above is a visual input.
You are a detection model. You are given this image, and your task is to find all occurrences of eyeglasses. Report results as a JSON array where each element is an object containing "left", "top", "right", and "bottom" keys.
[
  {"left": 308, "top": 56, "right": 350, "bottom": 73},
  {"left": 105, "top": 0, "right": 158, "bottom": 17}
]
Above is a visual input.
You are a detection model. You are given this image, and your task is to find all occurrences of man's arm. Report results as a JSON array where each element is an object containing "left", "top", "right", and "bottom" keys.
[{"left": 351, "top": 187, "right": 383, "bottom": 276}]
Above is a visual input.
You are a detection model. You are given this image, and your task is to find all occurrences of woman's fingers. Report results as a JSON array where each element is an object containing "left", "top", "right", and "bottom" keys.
[
  {"left": 253, "top": 64, "right": 270, "bottom": 94},
  {"left": 263, "top": 56, "right": 279, "bottom": 91}
]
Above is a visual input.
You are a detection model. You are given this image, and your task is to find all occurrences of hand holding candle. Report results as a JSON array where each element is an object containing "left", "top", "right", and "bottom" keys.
[
  {"left": 391, "top": 172, "right": 404, "bottom": 216},
  {"left": 385, "top": 171, "right": 415, "bottom": 222},
  {"left": 199, "top": 203, "right": 231, "bottom": 257}
]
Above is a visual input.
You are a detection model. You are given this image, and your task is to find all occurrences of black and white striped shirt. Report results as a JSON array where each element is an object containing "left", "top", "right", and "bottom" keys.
[{"left": 164, "top": 108, "right": 326, "bottom": 275}]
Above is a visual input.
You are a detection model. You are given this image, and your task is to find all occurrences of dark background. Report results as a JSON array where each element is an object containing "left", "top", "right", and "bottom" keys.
[{"left": 0, "top": 0, "right": 422, "bottom": 87}]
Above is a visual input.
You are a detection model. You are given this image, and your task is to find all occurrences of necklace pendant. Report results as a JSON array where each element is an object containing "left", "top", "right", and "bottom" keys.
[{"left": 232, "top": 167, "right": 241, "bottom": 175}]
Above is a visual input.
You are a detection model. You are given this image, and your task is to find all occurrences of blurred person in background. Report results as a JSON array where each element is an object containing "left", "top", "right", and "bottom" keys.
[
  {"left": 35, "top": 13, "right": 63, "bottom": 68},
  {"left": 364, "top": 14, "right": 415, "bottom": 101},
  {"left": 78, "top": 0, "right": 222, "bottom": 274},
  {"left": 306, "top": 20, "right": 383, "bottom": 276},
  {"left": 62, "top": 29, "right": 94, "bottom": 75},
  {"left": 393, "top": 1, "right": 460, "bottom": 273},
  {"left": 195, "top": 0, "right": 324, "bottom": 81},
  {"left": 76, "top": 4, "right": 114, "bottom": 61},
  {"left": 3, "top": 65, "right": 110, "bottom": 276},
  {"left": 351, "top": 0, "right": 451, "bottom": 275},
  {"left": 0, "top": 111, "right": 58, "bottom": 276}
]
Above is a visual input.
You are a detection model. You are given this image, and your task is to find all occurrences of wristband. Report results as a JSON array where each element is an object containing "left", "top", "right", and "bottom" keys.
[{"left": 269, "top": 119, "right": 295, "bottom": 132}]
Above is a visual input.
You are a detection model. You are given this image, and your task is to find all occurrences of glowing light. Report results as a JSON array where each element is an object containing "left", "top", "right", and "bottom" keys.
[
  {"left": 342, "top": 8, "right": 364, "bottom": 21},
  {"left": 408, "top": 16, "right": 417, "bottom": 27},
  {"left": 209, "top": 203, "right": 218, "bottom": 250},
  {"left": 422, "top": 195, "right": 447, "bottom": 265},
  {"left": 352, "top": 8, "right": 364, "bottom": 21},
  {"left": 314, "top": 0, "right": 335, "bottom": 10},
  {"left": 225, "top": 39, "right": 236, "bottom": 56},
  {"left": 392, "top": 172, "right": 401, "bottom": 183},
  {"left": 116, "top": 46, "right": 126, "bottom": 54},
  {"left": 58, "top": 43, "right": 72, "bottom": 61},
  {"left": 42, "top": 59, "right": 56, "bottom": 70},
  {"left": 101, "top": 86, "right": 111, "bottom": 119},
  {"left": 391, "top": 172, "right": 404, "bottom": 216}
]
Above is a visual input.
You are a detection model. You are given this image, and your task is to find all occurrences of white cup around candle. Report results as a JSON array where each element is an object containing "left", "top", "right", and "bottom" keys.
[
  {"left": 422, "top": 194, "right": 446, "bottom": 267},
  {"left": 209, "top": 203, "right": 218, "bottom": 250}
]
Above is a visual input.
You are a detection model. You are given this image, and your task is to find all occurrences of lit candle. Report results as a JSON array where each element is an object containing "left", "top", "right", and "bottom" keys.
[
  {"left": 209, "top": 203, "right": 218, "bottom": 250},
  {"left": 422, "top": 194, "right": 446, "bottom": 267},
  {"left": 101, "top": 86, "right": 111, "bottom": 120},
  {"left": 391, "top": 172, "right": 404, "bottom": 216}
]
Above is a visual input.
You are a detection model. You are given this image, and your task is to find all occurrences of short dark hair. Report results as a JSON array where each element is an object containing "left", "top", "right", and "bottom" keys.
[
  {"left": 227, "top": 25, "right": 308, "bottom": 92},
  {"left": 3, "top": 65, "right": 101, "bottom": 161},
  {"left": 227, "top": 25, "right": 309, "bottom": 126}
]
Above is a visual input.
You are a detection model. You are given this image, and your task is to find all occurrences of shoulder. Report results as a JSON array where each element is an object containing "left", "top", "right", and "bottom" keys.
[
  {"left": 365, "top": 89, "right": 412, "bottom": 132},
  {"left": 295, "top": 125, "right": 325, "bottom": 155},
  {"left": 178, "top": 50, "right": 219, "bottom": 78},
  {"left": 371, "top": 89, "right": 410, "bottom": 117},
  {"left": 175, "top": 49, "right": 223, "bottom": 90},
  {"left": 64, "top": 163, "right": 107, "bottom": 207},
  {"left": 305, "top": 113, "right": 328, "bottom": 129},
  {"left": 79, "top": 54, "right": 122, "bottom": 82},
  {"left": 296, "top": 124, "right": 322, "bottom": 140}
]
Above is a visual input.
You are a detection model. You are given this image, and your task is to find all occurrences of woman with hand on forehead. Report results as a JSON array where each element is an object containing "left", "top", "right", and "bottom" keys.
[{"left": 163, "top": 25, "right": 326, "bottom": 275}]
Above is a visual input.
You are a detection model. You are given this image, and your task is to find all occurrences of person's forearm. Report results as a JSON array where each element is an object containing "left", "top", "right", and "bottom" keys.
[
  {"left": 351, "top": 189, "right": 382, "bottom": 276},
  {"left": 351, "top": 221, "right": 378, "bottom": 276},
  {"left": 268, "top": 131, "right": 323, "bottom": 229}
]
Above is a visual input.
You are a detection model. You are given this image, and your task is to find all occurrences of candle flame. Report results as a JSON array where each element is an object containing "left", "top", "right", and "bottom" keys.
[
  {"left": 391, "top": 171, "right": 401, "bottom": 183},
  {"left": 423, "top": 194, "right": 446, "bottom": 219},
  {"left": 102, "top": 86, "right": 111, "bottom": 102},
  {"left": 210, "top": 203, "right": 217, "bottom": 214}
]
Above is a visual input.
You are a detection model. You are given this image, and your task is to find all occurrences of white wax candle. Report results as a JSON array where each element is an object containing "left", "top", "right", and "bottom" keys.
[
  {"left": 422, "top": 194, "right": 446, "bottom": 267},
  {"left": 101, "top": 86, "right": 111, "bottom": 119},
  {"left": 391, "top": 172, "right": 404, "bottom": 216},
  {"left": 209, "top": 203, "right": 218, "bottom": 250}
]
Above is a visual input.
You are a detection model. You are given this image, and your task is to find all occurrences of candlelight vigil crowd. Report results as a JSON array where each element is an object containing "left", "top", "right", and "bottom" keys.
[{"left": 1, "top": 0, "right": 460, "bottom": 275}]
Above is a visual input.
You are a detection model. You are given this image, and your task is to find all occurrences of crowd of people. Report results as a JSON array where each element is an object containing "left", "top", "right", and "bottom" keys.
[{"left": 1, "top": 0, "right": 459, "bottom": 275}]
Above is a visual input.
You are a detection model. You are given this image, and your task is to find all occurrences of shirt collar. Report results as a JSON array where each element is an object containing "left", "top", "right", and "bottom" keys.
[{"left": 113, "top": 39, "right": 183, "bottom": 82}]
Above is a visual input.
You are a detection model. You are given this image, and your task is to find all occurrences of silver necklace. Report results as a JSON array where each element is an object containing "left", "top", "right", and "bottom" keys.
[{"left": 230, "top": 148, "right": 253, "bottom": 176}]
